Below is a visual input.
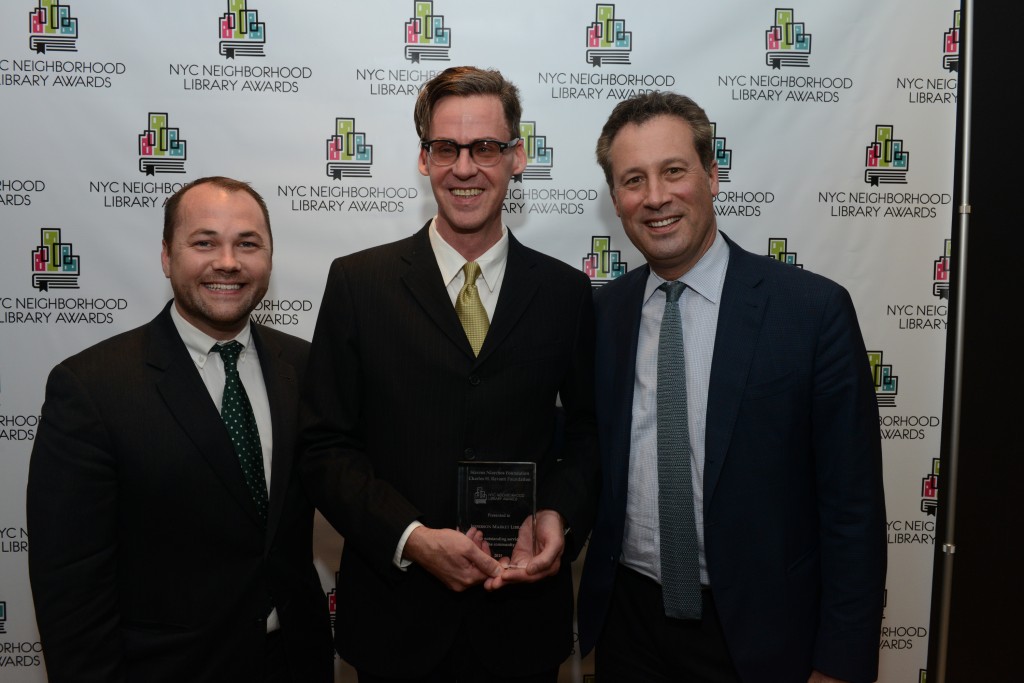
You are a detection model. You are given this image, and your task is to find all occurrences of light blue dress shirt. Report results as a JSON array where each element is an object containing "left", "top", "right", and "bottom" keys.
[{"left": 621, "top": 231, "right": 730, "bottom": 587}]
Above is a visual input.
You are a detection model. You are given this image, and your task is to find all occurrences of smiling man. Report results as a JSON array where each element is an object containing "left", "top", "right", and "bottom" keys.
[
  {"left": 577, "top": 92, "right": 887, "bottom": 683},
  {"left": 28, "top": 177, "right": 332, "bottom": 682},
  {"left": 301, "top": 67, "right": 598, "bottom": 682}
]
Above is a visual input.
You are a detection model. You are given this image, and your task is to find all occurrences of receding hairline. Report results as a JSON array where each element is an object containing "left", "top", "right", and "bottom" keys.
[
  {"left": 604, "top": 115, "right": 704, "bottom": 180},
  {"left": 162, "top": 176, "right": 272, "bottom": 248},
  {"left": 595, "top": 92, "right": 715, "bottom": 189}
]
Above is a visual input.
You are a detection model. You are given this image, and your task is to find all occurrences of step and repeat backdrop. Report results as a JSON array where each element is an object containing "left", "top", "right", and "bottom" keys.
[{"left": 1, "top": 1, "right": 958, "bottom": 681}]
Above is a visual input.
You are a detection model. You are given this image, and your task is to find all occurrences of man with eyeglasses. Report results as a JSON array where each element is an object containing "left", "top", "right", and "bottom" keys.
[{"left": 301, "top": 66, "right": 598, "bottom": 682}]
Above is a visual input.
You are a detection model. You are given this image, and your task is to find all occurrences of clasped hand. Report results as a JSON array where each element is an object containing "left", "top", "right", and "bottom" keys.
[
  {"left": 483, "top": 509, "right": 565, "bottom": 591},
  {"left": 403, "top": 510, "right": 565, "bottom": 592}
]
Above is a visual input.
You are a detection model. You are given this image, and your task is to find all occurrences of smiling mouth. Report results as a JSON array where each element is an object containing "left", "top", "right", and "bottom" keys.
[
  {"left": 204, "top": 283, "right": 242, "bottom": 291},
  {"left": 647, "top": 217, "right": 679, "bottom": 228},
  {"left": 451, "top": 188, "right": 483, "bottom": 197}
]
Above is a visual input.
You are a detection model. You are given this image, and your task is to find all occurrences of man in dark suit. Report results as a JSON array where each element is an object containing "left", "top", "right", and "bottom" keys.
[
  {"left": 27, "top": 177, "right": 333, "bottom": 682},
  {"left": 301, "top": 66, "right": 597, "bottom": 682},
  {"left": 577, "top": 92, "right": 886, "bottom": 682}
]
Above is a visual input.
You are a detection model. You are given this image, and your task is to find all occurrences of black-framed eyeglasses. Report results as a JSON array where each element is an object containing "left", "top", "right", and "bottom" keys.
[{"left": 420, "top": 138, "right": 520, "bottom": 167}]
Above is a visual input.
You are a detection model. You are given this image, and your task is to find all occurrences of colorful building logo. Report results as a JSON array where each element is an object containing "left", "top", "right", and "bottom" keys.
[
  {"left": 933, "top": 238, "right": 951, "bottom": 299},
  {"left": 519, "top": 121, "right": 553, "bottom": 181},
  {"left": 585, "top": 4, "right": 632, "bottom": 67},
  {"left": 28, "top": 0, "right": 78, "bottom": 54},
  {"left": 404, "top": 1, "right": 451, "bottom": 63},
  {"left": 138, "top": 113, "right": 187, "bottom": 175},
  {"left": 921, "top": 457, "right": 939, "bottom": 516},
  {"left": 31, "top": 228, "right": 80, "bottom": 291},
  {"left": 864, "top": 125, "right": 909, "bottom": 186},
  {"left": 218, "top": 0, "right": 266, "bottom": 58},
  {"left": 711, "top": 122, "right": 733, "bottom": 183},
  {"left": 767, "top": 238, "right": 803, "bottom": 268},
  {"left": 943, "top": 10, "right": 960, "bottom": 73},
  {"left": 867, "top": 350, "right": 898, "bottom": 407},
  {"left": 325, "top": 117, "right": 373, "bottom": 179},
  {"left": 765, "top": 8, "right": 811, "bottom": 68},
  {"left": 583, "top": 236, "right": 628, "bottom": 288}
]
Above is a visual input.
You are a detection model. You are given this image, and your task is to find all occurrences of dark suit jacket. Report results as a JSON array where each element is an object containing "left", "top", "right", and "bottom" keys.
[
  {"left": 578, "top": 234, "right": 886, "bottom": 683},
  {"left": 301, "top": 224, "right": 598, "bottom": 678},
  {"left": 27, "top": 303, "right": 332, "bottom": 683}
]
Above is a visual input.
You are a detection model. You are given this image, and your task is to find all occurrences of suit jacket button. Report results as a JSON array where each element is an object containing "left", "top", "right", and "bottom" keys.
[
  {"left": 469, "top": 375, "right": 481, "bottom": 386},
  {"left": 464, "top": 448, "right": 475, "bottom": 460}
]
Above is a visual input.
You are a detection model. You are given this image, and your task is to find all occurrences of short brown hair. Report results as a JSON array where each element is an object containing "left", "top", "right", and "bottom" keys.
[
  {"left": 595, "top": 92, "right": 715, "bottom": 190},
  {"left": 163, "top": 176, "right": 271, "bottom": 248},
  {"left": 414, "top": 66, "right": 522, "bottom": 141}
]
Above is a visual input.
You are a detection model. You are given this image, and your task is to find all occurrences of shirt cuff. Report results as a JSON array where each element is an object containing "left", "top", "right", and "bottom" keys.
[{"left": 393, "top": 520, "right": 424, "bottom": 570}]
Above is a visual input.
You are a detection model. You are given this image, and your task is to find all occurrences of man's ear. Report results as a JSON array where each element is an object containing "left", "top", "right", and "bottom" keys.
[
  {"left": 418, "top": 146, "right": 430, "bottom": 177},
  {"left": 160, "top": 241, "right": 171, "bottom": 278}
]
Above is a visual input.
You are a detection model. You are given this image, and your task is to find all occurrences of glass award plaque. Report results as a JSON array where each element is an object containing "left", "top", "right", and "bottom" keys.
[{"left": 457, "top": 461, "right": 536, "bottom": 559}]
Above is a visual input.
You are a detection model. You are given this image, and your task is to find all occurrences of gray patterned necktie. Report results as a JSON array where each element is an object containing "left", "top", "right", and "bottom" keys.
[
  {"left": 211, "top": 341, "right": 268, "bottom": 523},
  {"left": 657, "top": 281, "right": 702, "bottom": 619},
  {"left": 456, "top": 261, "right": 489, "bottom": 356}
]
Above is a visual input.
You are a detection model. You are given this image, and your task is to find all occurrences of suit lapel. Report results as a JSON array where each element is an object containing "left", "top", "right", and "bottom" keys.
[
  {"left": 398, "top": 226, "right": 541, "bottom": 364},
  {"left": 604, "top": 267, "right": 647, "bottom": 506},
  {"left": 148, "top": 306, "right": 266, "bottom": 529},
  {"left": 704, "top": 239, "right": 768, "bottom": 504},
  {"left": 476, "top": 232, "right": 538, "bottom": 365},
  {"left": 399, "top": 223, "right": 477, "bottom": 358},
  {"left": 253, "top": 325, "right": 297, "bottom": 546}
]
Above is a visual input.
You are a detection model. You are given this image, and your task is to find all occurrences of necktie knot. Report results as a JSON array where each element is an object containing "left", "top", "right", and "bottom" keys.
[
  {"left": 660, "top": 280, "right": 686, "bottom": 304},
  {"left": 462, "top": 261, "right": 482, "bottom": 285},
  {"left": 212, "top": 340, "right": 243, "bottom": 370}
]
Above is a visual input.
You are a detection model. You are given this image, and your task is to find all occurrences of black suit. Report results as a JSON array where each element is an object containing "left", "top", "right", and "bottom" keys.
[
  {"left": 301, "top": 224, "right": 597, "bottom": 679},
  {"left": 27, "top": 303, "right": 332, "bottom": 683},
  {"left": 578, "top": 235, "right": 886, "bottom": 682}
]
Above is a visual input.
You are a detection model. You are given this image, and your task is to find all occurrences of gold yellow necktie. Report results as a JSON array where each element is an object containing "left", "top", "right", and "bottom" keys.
[{"left": 456, "top": 261, "right": 489, "bottom": 356}]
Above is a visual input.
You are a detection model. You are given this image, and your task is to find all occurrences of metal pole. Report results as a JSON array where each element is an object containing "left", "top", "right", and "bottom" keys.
[{"left": 933, "top": 1, "right": 972, "bottom": 681}]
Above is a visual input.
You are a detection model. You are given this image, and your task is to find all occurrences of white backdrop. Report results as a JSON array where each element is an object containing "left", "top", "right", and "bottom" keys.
[{"left": 0, "top": 2, "right": 957, "bottom": 681}]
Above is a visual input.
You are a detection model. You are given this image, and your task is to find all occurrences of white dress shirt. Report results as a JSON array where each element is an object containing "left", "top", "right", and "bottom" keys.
[{"left": 428, "top": 218, "right": 509, "bottom": 319}]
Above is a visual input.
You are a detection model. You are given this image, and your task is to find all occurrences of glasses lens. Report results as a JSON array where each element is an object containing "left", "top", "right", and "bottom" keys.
[
  {"left": 472, "top": 141, "right": 501, "bottom": 165},
  {"left": 429, "top": 141, "right": 458, "bottom": 164}
]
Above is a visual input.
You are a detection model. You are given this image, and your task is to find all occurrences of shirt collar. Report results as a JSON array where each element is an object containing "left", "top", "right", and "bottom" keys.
[
  {"left": 428, "top": 217, "right": 509, "bottom": 295},
  {"left": 643, "top": 230, "right": 730, "bottom": 305},
  {"left": 169, "top": 302, "right": 253, "bottom": 368}
]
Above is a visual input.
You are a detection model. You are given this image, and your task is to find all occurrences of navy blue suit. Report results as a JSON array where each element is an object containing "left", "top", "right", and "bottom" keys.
[{"left": 578, "top": 234, "right": 886, "bottom": 683}]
